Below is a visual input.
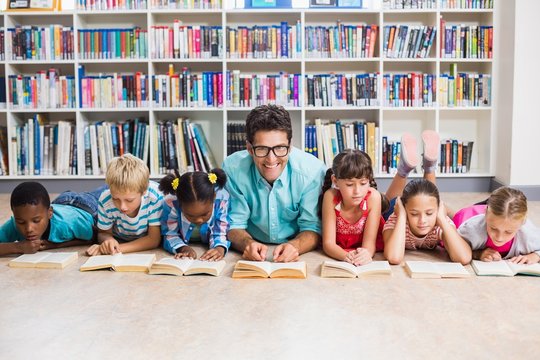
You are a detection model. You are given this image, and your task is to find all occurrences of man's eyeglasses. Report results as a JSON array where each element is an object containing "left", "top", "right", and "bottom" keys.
[{"left": 249, "top": 142, "right": 290, "bottom": 158}]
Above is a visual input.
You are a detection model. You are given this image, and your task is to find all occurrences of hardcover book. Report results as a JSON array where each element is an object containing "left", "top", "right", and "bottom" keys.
[
  {"left": 232, "top": 260, "right": 307, "bottom": 279},
  {"left": 404, "top": 261, "right": 470, "bottom": 279},
  {"left": 471, "top": 260, "right": 540, "bottom": 277},
  {"left": 149, "top": 258, "right": 226, "bottom": 276},
  {"left": 321, "top": 260, "right": 391, "bottom": 278},
  {"left": 9, "top": 252, "right": 78, "bottom": 269}
]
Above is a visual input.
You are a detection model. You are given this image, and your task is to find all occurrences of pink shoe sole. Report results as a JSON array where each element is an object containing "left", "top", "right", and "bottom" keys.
[
  {"left": 400, "top": 133, "right": 419, "bottom": 168},
  {"left": 422, "top": 130, "right": 440, "bottom": 162}
]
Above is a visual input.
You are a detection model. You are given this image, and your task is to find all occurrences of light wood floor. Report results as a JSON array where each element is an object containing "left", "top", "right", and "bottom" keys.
[{"left": 1, "top": 192, "right": 539, "bottom": 359}]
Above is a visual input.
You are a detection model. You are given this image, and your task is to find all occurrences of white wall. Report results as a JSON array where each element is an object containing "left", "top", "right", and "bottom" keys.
[{"left": 508, "top": 0, "right": 540, "bottom": 186}]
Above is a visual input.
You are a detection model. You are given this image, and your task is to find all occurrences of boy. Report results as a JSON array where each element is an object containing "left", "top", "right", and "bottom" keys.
[
  {"left": 86, "top": 154, "right": 163, "bottom": 256},
  {"left": 0, "top": 182, "right": 96, "bottom": 256}
]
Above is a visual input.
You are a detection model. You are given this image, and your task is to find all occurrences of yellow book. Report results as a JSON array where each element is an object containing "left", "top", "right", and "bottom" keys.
[
  {"left": 149, "top": 258, "right": 226, "bottom": 276},
  {"left": 232, "top": 260, "right": 307, "bottom": 279},
  {"left": 321, "top": 260, "right": 392, "bottom": 278},
  {"left": 404, "top": 261, "right": 470, "bottom": 279},
  {"left": 9, "top": 252, "right": 78, "bottom": 269},
  {"left": 80, "top": 253, "right": 156, "bottom": 272}
]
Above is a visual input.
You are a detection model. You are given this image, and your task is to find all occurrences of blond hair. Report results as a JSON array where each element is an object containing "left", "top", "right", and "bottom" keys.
[
  {"left": 487, "top": 186, "right": 528, "bottom": 220},
  {"left": 105, "top": 154, "right": 149, "bottom": 194}
]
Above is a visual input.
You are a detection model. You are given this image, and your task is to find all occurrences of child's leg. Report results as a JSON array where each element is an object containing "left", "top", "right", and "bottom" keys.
[
  {"left": 421, "top": 130, "right": 440, "bottom": 185},
  {"left": 386, "top": 133, "right": 418, "bottom": 200}
]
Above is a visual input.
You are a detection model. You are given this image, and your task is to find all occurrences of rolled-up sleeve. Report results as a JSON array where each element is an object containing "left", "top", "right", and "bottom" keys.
[{"left": 160, "top": 196, "right": 187, "bottom": 254}]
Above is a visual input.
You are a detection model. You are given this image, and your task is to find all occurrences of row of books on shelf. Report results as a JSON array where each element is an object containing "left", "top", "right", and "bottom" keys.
[
  {"left": 7, "top": 25, "right": 75, "bottom": 61},
  {"left": 78, "top": 67, "right": 149, "bottom": 108},
  {"left": 305, "top": 119, "right": 378, "bottom": 168},
  {"left": 227, "top": 122, "right": 246, "bottom": 156},
  {"left": 306, "top": 73, "right": 378, "bottom": 108},
  {"left": 440, "top": 22, "right": 493, "bottom": 59},
  {"left": 78, "top": 28, "right": 148, "bottom": 60},
  {"left": 439, "top": 72, "right": 491, "bottom": 107},
  {"left": 382, "top": 73, "right": 436, "bottom": 107},
  {"left": 439, "top": 0, "right": 492, "bottom": 9},
  {"left": 84, "top": 118, "right": 149, "bottom": 175},
  {"left": 439, "top": 139, "right": 474, "bottom": 174},
  {"left": 8, "top": 70, "right": 77, "bottom": 109},
  {"left": 152, "top": 118, "right": 217, "bottom": 174},
  {"left": 78, "top": 0, "right": 221, "bottom": 10},
  {"left": 152, "top": 70, "right": 223, "bottom": 108},
  {"left": 10, "top": 116, "right": 77, "bottom": 176},
  {"left": 383, "top": 25, "right": 436, "bottom": 59},
  {"left": 78, "top": 0, "right": 149, "bottom": 10},
  {"left": 382, "top": 0, "right": 491, "bottom": 9},
  {"left": 305, "top": 23, "right": 378, "bottom": 59},
  {"left": 227, "top": 22, "right": 301, "bottom": 59},
  {"left": 151, "top": 24, "right": 222, "bottom": 59},
  {"left": 227, "top": 71, "right": 301, "bottom": 108}
]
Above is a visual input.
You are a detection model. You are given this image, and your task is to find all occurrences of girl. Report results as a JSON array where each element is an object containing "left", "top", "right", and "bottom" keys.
[
  {"left": 382, "top": 130, "right": 472, "bottom": 265},
  {"left": 454, "top": 186, "right": 540, "bottom": 264},
  {"left": 320, "top": 149, "right": 384, "bottom": 266},
  {"left": 159, "top": 168, "right": 230, "bottom": 261}
]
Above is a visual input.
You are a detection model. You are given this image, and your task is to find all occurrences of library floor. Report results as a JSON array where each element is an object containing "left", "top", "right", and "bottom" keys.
[{"left": 1, "top": 193, "right": 540, "bottom": 360}]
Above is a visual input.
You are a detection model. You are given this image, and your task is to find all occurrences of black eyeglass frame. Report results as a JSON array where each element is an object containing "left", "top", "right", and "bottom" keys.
[{"left": 248, "top": 142, "right": 291, "bottom": 158}]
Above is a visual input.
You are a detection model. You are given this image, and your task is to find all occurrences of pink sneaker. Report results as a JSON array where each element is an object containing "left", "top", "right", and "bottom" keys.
[{"left": 400, "top": 133, "right": 419, "bottom": 168}]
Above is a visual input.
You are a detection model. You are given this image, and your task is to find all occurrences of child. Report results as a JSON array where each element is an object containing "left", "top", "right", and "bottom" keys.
[
  {"left": 320, "top": 149, "right": 384, "bottom": 266},
  {"left": 0, "top": 182, "right": 97, "bottom": 256},
  {"left": 382, "top": 131, "right": 472, "bottom": 265},
  {"left": 159, "top": 168, "right": 230, "bottom": 261},
  {"left": 86, "top": 154, "right": 163, "bottom": 256},
  {"left": 454, "top": 186, "right": 540, "bottom": 264}
]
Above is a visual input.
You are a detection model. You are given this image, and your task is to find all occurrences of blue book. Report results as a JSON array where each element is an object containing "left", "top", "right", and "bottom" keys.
[
  {"left": 281, "top": 22, "right": 288, "bottom": 58},
  {"left": 251, "top": 0, "right": 277, "bottom": 7},
  {"left": 33, "top": 115, "right": 40, "bottom": 175}
]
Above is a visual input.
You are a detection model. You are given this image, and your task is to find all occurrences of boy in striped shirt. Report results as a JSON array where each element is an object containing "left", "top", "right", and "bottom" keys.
[{"left": 86, "top": 154, "right": 163, "bottom": 256}]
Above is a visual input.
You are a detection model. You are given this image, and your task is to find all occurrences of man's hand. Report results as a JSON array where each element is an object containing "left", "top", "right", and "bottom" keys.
[
  {"left": 345, "top": 248, "right": 372, "bottom": 266},
  {"left": 480, "top": 248, "right": 502, "bottom": 262},
  {"left": 17, "top": 240, "right": 41, "bottom": 254},
  {"left": 243, "top": 240, "right": 268, "bottom": 261},
  {"left": 200, "top": 247, "right": 225, "bottom": 261},
  {"left": 174, "top": 246, "right": 197, "bottom": 259},
  {"left": 273, "top": 242, "right": 299, "bottom": 263},
  {"left": 509, "top": 253, "right": 540, "bottom": 264}
]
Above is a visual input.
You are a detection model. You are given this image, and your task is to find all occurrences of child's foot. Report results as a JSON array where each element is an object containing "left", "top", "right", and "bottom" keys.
[
  {"left": 397, "top": 133, "right": 419, "bottom": 178},
  {"left": 421, "top": 130, "right": 440, "bottom": 173}
]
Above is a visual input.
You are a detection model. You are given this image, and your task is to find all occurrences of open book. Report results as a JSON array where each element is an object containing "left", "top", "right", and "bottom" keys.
[
  {"left": 232, "top": 260, "right": 307, "bottom": 279},
  {"left": 404, "top": 261, "right": 470, "bottom": 279},
  {"left": 80, "top": 253, "right": 156, "bottom": 272},
  {"left": 471, "top": 260, "right": 540, "bottom": 277},
  {"left": 8, "top": 252, "right": 78, "bottom": 269},
  {"left": 321, "top": 260, "right": 392, "bottom": 278},
  {"left": 149, "top": 258, "right": 226, "bottom": 276}
]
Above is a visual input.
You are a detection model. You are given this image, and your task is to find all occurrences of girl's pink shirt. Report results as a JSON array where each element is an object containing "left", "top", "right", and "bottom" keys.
[{"left": 453, "top": 204, "right": 514, "bottom": 255}]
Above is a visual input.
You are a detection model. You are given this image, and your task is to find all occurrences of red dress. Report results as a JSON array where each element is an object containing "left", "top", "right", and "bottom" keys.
[{"left": 334, "top": 190, "right": 385, "bottom": 251}]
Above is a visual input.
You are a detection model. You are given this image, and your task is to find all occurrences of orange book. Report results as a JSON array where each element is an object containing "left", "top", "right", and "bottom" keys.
[
  {"left": 369, "top": 25, "right": 378, "bottom": 58},
  {"left": 387, "top": 26, "right": 396, "bottom": 56}
]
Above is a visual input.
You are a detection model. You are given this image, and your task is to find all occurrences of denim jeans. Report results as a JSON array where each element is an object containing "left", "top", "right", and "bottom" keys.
[{"left": 52, "top": 185, "right": 108, "bottom": 221}]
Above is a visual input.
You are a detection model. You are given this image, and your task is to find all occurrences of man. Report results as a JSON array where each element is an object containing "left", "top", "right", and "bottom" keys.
[{"left": 223, "top": 105, "right": 326, "bottom": 262}]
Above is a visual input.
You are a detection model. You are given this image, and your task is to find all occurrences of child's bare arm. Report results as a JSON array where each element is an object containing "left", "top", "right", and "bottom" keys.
[
  {"left": 40, "top": 239, "right": 89, "bottom": 251},
  {"left": 509, "top": 252, "right": 540, "bottom": 264},
  {"left": 0, "top": 241, "right": 40, "bottom": 256},
  {"left": 361, "top": 189, "right": 382, "bottom": 257},
  {"left": 117, "top": 225, "right": 161, "bottom": 253},
  {"left": 438, "top": 201, "right": 472, "bottom": 265},
  {"left": 321, "top": 190, "right": 348, "bottom": 262},
  {"left": 383, "top": 197, "right": 407, "bottom": 265}
]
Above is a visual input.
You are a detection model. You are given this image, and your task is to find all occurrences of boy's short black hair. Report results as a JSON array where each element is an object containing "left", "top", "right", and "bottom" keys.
[{"left": 10, "top": 182, "right": 51, "bottom": 210}]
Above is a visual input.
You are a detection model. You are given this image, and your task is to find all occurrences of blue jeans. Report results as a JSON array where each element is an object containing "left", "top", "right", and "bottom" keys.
[
  {"left": 383, "top": 197, "right": 397, "bottom": 221},
  {"left": 52, "top": 185, "right": 108, "bottom": 222}
]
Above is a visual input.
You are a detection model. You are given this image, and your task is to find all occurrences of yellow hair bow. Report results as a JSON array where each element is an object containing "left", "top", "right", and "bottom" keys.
[
  {"left": 171, "top": 177, "right": 179, "bottom": 191},
  {"left": 208, "top": 173, "right": 217, "bottom": 184}
]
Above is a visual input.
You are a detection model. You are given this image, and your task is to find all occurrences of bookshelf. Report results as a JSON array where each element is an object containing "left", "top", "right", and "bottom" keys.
[{"left": 0, "top": 0, "right": 496, "bottom": 185}]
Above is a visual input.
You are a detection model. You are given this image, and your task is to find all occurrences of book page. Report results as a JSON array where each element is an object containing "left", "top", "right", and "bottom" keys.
[
  {"left": 356, "top": 261, "right": 392, "bottom": 275},
  {"left": 405, "top": 261, "right": 437, "bottom": 275},
  {"left": 507, "top": 262, "right": 540, "bottom": 276},
  {"left": 237, "top": 260, "right": 272, "bottom": 276},
  {"left": 185, "top": 260, "right": 226, "bottom": 276},
  {"left": 153, "top": 257, "right": 192, "bottom": 273},
  {"left": 10, "top": 252, "right": 52, "bottom": 264},
  {"left": 115, "top": 254, "right": 156, "bottom": 267},
  {"left": 39, "top": 252, "right": 78, "bottom": 264},
  {"left": 322, "top": 260, "right": 357, "bottom": 273},
  {"left": 271, "top": 261, "right": 305, "bottom": 272},
  {"left": 433, "top": 262, "right": 470, "bottom": 277},
  {"left": 80, "top": 255, "right": 115, "bottom": 269},
  {"left": 471, "top": 260, "right": 513, "bottom": 276}
]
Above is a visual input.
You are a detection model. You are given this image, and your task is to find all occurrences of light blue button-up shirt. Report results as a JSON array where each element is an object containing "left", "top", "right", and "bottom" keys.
[{"left": 223, "top": 147, "right": 326, "bottom": 244}]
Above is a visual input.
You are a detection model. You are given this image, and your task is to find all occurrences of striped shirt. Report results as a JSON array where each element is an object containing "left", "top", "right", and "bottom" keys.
[
  {"left": 160, "top": 188, "right": 230, "bottom": 254},
  {"left": 383, "top": 213, "right": 455, "bottom": 250},
  {"left": 97, "top": 181, "right": 163, "bottom": 241}
]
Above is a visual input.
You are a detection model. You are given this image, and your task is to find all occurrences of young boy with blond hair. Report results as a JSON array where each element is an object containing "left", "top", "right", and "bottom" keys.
[{"left": 86, "top": 154, "right": 163, "bottom": 256}]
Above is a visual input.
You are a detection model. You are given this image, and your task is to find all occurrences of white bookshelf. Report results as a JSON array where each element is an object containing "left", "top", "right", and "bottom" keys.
[{"left": 0, "top": 0, "right": 496, "bottom": 180}]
